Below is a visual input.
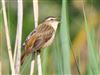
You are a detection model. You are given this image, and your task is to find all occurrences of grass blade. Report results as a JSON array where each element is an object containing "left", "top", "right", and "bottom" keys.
[
  {"left": 60, "top": 0, "right": 71, "bottom": 74},
  {"left": 82, "top": 2, "right": 100, "bottom": 74}
]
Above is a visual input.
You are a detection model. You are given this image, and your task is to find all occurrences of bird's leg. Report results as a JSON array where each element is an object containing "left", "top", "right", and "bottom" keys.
[
  {"left": 32, "top": 48, "right": 36, "bottom": 60},
  {"left": 32, "top": 52, "right": 35, "bottom": 60},
  {"left": 37, "top": 49, "right": 41, "bottom": 55}
]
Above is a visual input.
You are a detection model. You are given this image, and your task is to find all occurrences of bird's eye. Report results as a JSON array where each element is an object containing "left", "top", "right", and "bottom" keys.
[{"left": 50, "top": 19, "right": 54, "bottom": 20}]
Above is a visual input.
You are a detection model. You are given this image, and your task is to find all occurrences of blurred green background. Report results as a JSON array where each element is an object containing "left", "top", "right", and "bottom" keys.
[{"left": 0, "top": 0, "right": 100, "bottom": 75}]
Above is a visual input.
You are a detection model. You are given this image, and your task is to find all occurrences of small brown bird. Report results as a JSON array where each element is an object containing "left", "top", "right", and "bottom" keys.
[{"left": 21, "top": 16, "right": 59, "bottom": 65}]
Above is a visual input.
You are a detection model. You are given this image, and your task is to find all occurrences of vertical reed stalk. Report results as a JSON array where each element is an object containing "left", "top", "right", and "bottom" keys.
[
  {"left": 60, "top": 0, "right": 71, "bottom": 74},
  {"left": 33, "top": 0, "right": 38, "bottom": 27},
  {"left": 14, "top": 0, "right": 23, "bottom": 74},
  {"left": 82, "top": 0, "right": 99, "bottom": 74},
  {"left": 30, "top": 0, "right": 42, "bottom": 75},
  {"left": 0, "top": 61, "right": 1, "bottom": 75},
  {"left": 37, "top": 54, "right": 42, "bottom": 75},
  {"left": 1, "top": 0, "right": 15, "bottom": 74}
]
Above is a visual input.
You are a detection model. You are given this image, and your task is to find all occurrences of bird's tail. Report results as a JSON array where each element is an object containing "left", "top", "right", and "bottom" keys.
[{"left": 21, "top": 51, "right": 27, "bottom": 65}]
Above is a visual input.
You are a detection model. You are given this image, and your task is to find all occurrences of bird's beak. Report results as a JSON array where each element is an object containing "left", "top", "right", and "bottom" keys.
[
  {"left": 55, "top": 19, "right": 60, "bottom": 23},
  {"left": 56, "top": 17, "right": 60, "bottom": 24},
  {"left": 58, "top": 21, "right": 60, "bottom": 24},
  {"left": 57, "top": 20, "right": 60, "bottom": 24}
]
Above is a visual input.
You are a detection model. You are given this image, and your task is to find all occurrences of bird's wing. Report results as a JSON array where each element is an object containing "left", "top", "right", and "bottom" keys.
[
  {"left": 22, "top": 28, "right": 37, "bottom": 46},
  {"left": 23, "top": 22, "right": 48, "bottom": 47},
  {"left": 33, "top": 23, "right": 55, "bottom": 51},
  {"left": 23, "top": 23, "right": 55, "bottom": 52}
]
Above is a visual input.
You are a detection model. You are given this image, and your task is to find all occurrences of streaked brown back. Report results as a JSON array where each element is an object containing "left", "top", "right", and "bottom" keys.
[{"left": 23, "top": 23, "right": 55, "bottom": 53}]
